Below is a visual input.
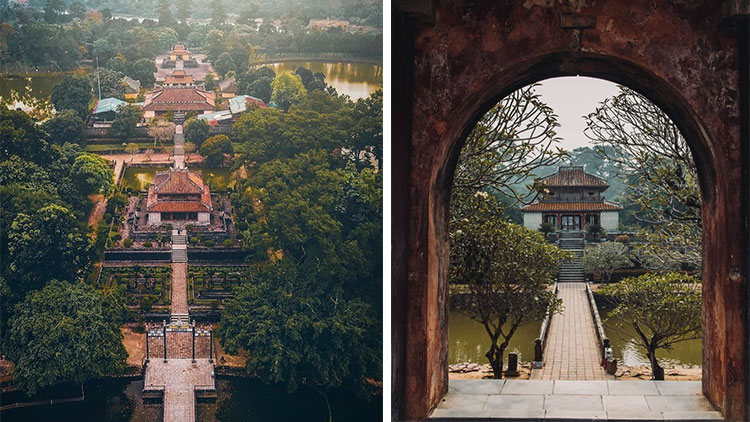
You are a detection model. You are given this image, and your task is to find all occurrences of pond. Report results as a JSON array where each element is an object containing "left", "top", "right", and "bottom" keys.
[
  {"left": 2, "top": 377, "right": 381, "bottom": 422},
  {"left": 0, "top": 73, "right": 70, "bottom": 116},
  {"left": 266, "top": 61, "right": 382, "bottom": 100},
  {"left": 121, "top": 167, "right": 235, "bottom": 192},
  {"left": 600, "top": 308, "right": 702, "bottom": 367},
  {"left": 449, "top": 311, "right": 542, "bottom": 365}
]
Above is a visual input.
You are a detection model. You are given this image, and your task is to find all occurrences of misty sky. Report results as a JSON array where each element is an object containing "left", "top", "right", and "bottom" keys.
[{"left": 534, "top": 76, "right": 621, "bottom": 151}]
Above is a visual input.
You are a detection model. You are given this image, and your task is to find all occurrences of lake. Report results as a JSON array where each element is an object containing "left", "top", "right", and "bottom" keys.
[
  {"left": 266, "top": 61, "right": 382, "bottom": 100},
  {"left": 121, "top": 167, "right": 235, "bottom": 191},
  {"left": 0, "top": 73, "right": 69, "bottom": 116},
  {"left": 2, "top": 377, "right": 381, "bottom": 422},
  {"left": 449, "top": 311, "right": 541, "bottom": 365}
]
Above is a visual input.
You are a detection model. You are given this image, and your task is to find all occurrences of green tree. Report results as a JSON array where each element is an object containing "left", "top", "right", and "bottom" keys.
[
  {"left": 199, "top": 134, "right": 233, "bottom": 166},
  {"left": 600, "top": 273, "right": 702, "bottom": 380},
  {"left": 70, "top": 153, "right": 115, "bottom": 196},
  {"left": 41, "top": 110, "right": 85, "bottom": 146},
  {"left": 68, "top": 1, "right": 87, "bottom": 19},
  {"left": 90, "top": 67, "right": 126, "bottom": 100},
  {"left": 211, "top": 0, "right": 226, "bottom": 25},
  {"left": 128, "top": 58, "right": 157, "bottom": 87},
  {"left": 51, "top": 75, "right": 92, "bottom": 119},
  {"left": 44, "top": 0, "right": 64, "bottom": 24},
  {"left": 271, "top": 73, "right": 306, "bottom": 112},
  {"left": 214, "top": 52, "right": 236, "bottom": 78},
  {"left": 585, "top": 87, "right": 700, "bottom": 270},
  {"left": 0, "top": 109, "right": 52, "bottom": 163},
  {"left": 204, "top": 74, "right": 217, "bottom": 91},
  {"left": 157, "top": 0, "right": 173, "bottom": 26},
  {"left": 7, "top": 205, "right": 91, "bottom": 292},
  {"left": 219, "top": 262, "right": 380, "bottom": 421},
  {"left": 110, "top": 105, "right": 142, "bottom": 141},
  {"left": 105, "top": 56, "right": 127, "bottom": 74},
  {"left": 247, "top": 76, "right": 273, "bottom": 103},
  {"left": 177, "top": 0, "right": 191, "bottom": 24},
  {"left": 125, "top": 142, "right": 140, "bottom": 159},
  {"left": 581, "top": 242, "right": 632, "bottom": 282},
  {"left": 348, "top": 89, "right": 382, "bottom": 169},
  {"left": 6, "top": 280, "right": 127, "bottom": 395},
  {"left": 184, "top": 117, "right": 210, "bottom": 147},
  {"left": 450, "top": 193, "right": 568, "bottom": 378}
]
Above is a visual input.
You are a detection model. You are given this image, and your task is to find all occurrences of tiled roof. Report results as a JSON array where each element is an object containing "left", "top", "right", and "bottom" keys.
[
  {"left": 122, "top": 76, "right": 141, "bottom": 93},
  {"left": 229, "top": 95, "right": 267, "bottom": 114},
  {"left": 541, "top": 166, "right": 609, "bottom": 188},
  {"left": 520, "top": 201, "right": 623, "bottom": 212},
  {"left": 165, "top": 70, "right": 195, "bottom": 85},
  {"left": 170, "top": 44, "right": 190, "bottom": 54},
  {"left": 143, "top": 87, "right": 215, "bottom": 111},
  {"left": 146, "top": 169, "right": 212, "bottom": 213},
  {"left": 147, "top": 201, "right": 211, "bottom": 212},
  {"left": 154, "top": 169, "right": 203, "bottom": 194},
  {"left": 219, "top": 77, "right": 237, "bottom": 93}
]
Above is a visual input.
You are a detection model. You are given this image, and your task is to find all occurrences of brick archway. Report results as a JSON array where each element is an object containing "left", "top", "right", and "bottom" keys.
[{"left": 392, "top": 2, "right": 749, "bottom": 420}]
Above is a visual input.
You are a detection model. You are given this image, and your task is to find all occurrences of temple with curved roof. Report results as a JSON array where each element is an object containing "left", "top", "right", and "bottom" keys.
[
  {"left": 520, "top": 166, "right": 622, "bottom": 232},
  {"left": 146, "top": 168, "right": 213, "bottom": 225}
]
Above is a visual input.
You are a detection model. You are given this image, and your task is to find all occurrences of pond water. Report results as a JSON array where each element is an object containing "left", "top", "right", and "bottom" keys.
[
  {"left": 600, "top": 308, "right": 702, "bottom": 367},
  {"left": 121, "top": 167, "right": 235, "bottom": 191},
  {"left": 266, "top": 61, "right": 382, "bottom": 100},
  {"left": 449, "top": 311, "right": 542, "bottom": 365},
  {"left": 2, "top": 377, "right": 381, "bottom": 422},
  {"left": 0, "top": 73, "right": 69, "bottom": 116}
]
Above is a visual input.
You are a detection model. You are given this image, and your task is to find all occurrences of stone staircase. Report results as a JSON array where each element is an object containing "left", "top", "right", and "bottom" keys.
[
  {"left": 557, "top": 231, "right": 585, "bottom": 283},
  {"left": 170, "top": 313, "right": 190, "bottom": 326},
  {"left": 171, "top": 230, "right": 187, "bottom": 263}
]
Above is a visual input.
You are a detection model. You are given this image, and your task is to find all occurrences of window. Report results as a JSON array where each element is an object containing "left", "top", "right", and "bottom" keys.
[
  {"left": 544, "top": 215, "right": 557, "bottom": 227},
  {"left": 561, "top": 215, "right": 581, "bottom": 230}
]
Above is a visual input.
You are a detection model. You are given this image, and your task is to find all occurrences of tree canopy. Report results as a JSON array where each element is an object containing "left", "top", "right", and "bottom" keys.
[
  {"left": 51, "top": 75, "right": 92, "bottom": 119},
  {"left": 70, "top": 152, "right": 115, "bottom": 196},
  {"left": 199, "top": 134, "right": 233, "bottom": 166},
  {"left": 271, "top": 73, "right": 307, "bottom": 112},
  {"left": 110, "top": 104, "right": 142, "bottom": 141},
  {"left": 5, "top": 280, "right": 127, "bottom": 395},
  {"left": 41, "top": 109, "right": 85, "bottom": 146},
  {"left": 184, "top": 117, "right": 210, "bottom": 147}
]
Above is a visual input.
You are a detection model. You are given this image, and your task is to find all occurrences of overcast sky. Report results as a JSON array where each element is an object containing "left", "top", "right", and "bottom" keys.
[{"left": 534, "top": 76, "right": 621, "bottom": 151}]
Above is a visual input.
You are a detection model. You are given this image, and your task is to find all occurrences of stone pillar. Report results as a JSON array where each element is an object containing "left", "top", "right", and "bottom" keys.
[
  {"left": 145, "top": 329, "right": 150, "bottom": 363},
  {"left": 209, "top": 330, "right": 214, "bottom": 363},
  {"left": 163, "top": 323, "right": 167, "bottom": 363},
  {"left": 192, "top": 321, "right": 196, "bottom": 363}
]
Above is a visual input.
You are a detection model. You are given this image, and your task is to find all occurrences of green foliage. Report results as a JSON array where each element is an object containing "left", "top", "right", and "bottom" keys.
[
  {"left": 539, "top": 222, "right": 555, "bottom": 234},
  {"left": 599, "top": 273, "right": 701, "bottom": 379},
  {"left": 184, "top": 117, "right": 210, "bottom": 147},
  {"left": 91, "top": 67, "right": 126, "bottom": 100},
  {"left": 199, "top": 134, "right": 233, "bottom": 166},
  {"left": 585, "top": 224, "right": 603, "bottom": 237},
  {"left": 42, "top": 110, "right": 85, "bottom": 146},
  {"left": 214, "top": 52, "right": 237, "bottom": 78},
  {"left": 5, "top": 280, "right": 127, "bottom": 395},
  {"left": 247, "top": 77, "right": 273, "bottom": 104},
  {"left": 143, "top": 241, "right": 153, "bottom": 248},
  {"left": 128, "top": 58, "right": 157, "bottom": 87},
  {"left": 123, "top": 238, "right": 133, "bottom": 248},
  {"left": 204, "top": 239, "right": 215, "bottom": 247},
  {"left": 0, "top": 109, "right": 53, "bottom": 163},
  {"left": 110, "top": 105, "right": 142, "bottom": 141},
  {"left": 450, "top": 192, "right": 568, "bottom": 378},
  {"left": 211, "top": 0, "right": 227, "bottom": 25},
  {"left": 70, "top": 153, "right": 115, "bottom": 195},
  {"left": 106, "top": 56, "right": 127, "bottom": 74},
  {"left": 582, "top": 242, "right": 632, "bottom": 282},
  {"left": 51, "top": 75, "right": 92, "bottom": 120},
  {"left": 219, "top": 262, "right": 380, "bottom": 398},
  {"left": 8, "top": 204, "right": 91, "bottom": 293},
  {"left": 222, "top": 238, "right": 233, "bottom": 247},
  {"left": 204, "top": 74, "right": 217, "bottom": 91},
  {"left": 271, "top": 73, "right": 307, "bottom": 112}
]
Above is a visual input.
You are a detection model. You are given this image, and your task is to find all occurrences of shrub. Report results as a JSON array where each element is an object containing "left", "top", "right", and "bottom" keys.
[
  {"left": 123, "top": 238, "right": 134, "bottom": 248},
  {"left": 205, "top": 240, "right": 216, "bottom": 247},
  {"left": 237, "top": 221, "right": 248, "bottom": 231},
  {"left": 539, "top": 222, "right": 555, "bottom": 234},
  {"left": 223, "top": 239, "right": 234, "bottom": 247},
  {"left": 186, "top": 224, "right": 194, "bottom": 232},
  {"left": 143, "top": 241, "right": 153, "bottom": 248},
  {"left": 615, "top": 234, "right": 631, "bottom": 244},
  {"left": 141, "top": 296, "right": 154, "bottom": 313},
  {"left": 103, "top": 213, "right": 113, "bottom": 223},
  {"left": 133, "top": 322, "right": 146, "bottom": 333},
  {"left": 105, "top": 238, "right": 113, "bottom": 248},
  {"left": 191, "top": 236, "right": 200, "bottom": 244}
]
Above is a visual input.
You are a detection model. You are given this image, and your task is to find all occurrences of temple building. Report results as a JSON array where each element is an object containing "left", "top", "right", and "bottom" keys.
[
  {"left": 142, "top": 85, "right": 215, "bottom": 120},
  {"left": 163, "top": 69, "right": 196, "bottom": 87},
  {"left": 520, "top": 166, "right": 622, "bottom": 232},
  {"left": 169, "top": 44, "right": 192, "bottom": 61},
  {"left": 146, "top": 168, "right": 213, "bottom": 225}
]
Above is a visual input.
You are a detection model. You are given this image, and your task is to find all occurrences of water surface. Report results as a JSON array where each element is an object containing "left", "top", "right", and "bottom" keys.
[
  {"left": 449, "top": 311, "right": 541, "bottom": 365},
  {"left": 266, "top": 61, "right": 382, "bottom": 100}
]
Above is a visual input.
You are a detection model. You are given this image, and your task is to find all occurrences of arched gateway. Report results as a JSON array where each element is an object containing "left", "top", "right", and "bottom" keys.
[{"left": 392, "top": 1, "right": 750, "bottom": 420}]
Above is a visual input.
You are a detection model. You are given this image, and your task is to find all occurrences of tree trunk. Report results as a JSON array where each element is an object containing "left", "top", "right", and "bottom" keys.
[
  {"left": 647, "top": 346, "right": 664, "bottom": 380},
  {"left": 311, "top": 385, "right": 332, "bottom": 422},
  {"left": 485, "top": 344, "right": 503, "bottom": 379}
]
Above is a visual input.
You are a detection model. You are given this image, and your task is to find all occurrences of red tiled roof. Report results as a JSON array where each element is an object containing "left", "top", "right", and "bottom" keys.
[
  {"left": 154, "top": 169, "right": 203, "bottom": 194},
  {"left": 146, "top": 169, "right": 213, "bottom": 213},
  {"left": 165, "top": 70, "right": 195, "bottom": 85},
  {"left": 143, "top": 87, "right": 215, "bottom": 111},
  {"left": 171, "top": 44, "right": 190, "bottom": 54},
  {"left": 520, "top": 201, "right": 623, "bottom": 212},
  {"left": 147, "top": 202, "right": 211, "bottom": 212},
  {"left": 541, "top": 166, "right": 609, "bottom": 188}
]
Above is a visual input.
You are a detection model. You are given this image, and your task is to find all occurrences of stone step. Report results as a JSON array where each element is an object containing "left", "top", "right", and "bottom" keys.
[
  {"left": 172, "top": 249, "right": 187, "bottom": 263},
  {"left": 170, "top": 313, "right": 190, "bottom": 325}
]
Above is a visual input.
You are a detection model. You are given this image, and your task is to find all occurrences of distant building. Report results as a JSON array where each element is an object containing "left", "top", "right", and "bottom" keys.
[
  {"left": 91, "top": 97, "right": 127, "bottom": 122},
  {"left": 142, "top": 86, "right": 215, "bottom": 120},
  {"left": 163, "top": 69, "right": 195, "bottom": 87},
  {"left": 122, "top": 76, "right": 141, "bottom": 100},
  {"left": 146, "top": 168, "right": 212, "bottom": 225},
  {"left": 307, "top": 19, "right": 350, "bottom": 30},
  {"left": 228, "top": 95, "right": 266, "bottom": 115},
  {"left": 219, "top": 76, "right": 237, "bottom": 98},
  {"left": 520, "top": 166, "right": 622, "bottom": 232},
  {"left": 169, "top": 44, "right": 192, "bottom": 61}
]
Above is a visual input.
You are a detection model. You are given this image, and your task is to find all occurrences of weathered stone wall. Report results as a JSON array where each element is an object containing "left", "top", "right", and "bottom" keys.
[
  {"left": 600, "top": 211, "right": 619, "bottom": 232},
  {"left": 523, "top": 212, "right": 542, "bottom": 231},
  {"left": 393, "top": 1, "right": 748, "bottom": 420}
]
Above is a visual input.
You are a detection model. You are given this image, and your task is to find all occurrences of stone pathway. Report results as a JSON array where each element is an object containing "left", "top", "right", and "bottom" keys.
[
  {"left": 432, "top": 380, "right": 722, "bottom": 420},
  {"left": 144, "top": 359, "right": 214, "bottom": 422},
  {"left": 173, "top": 127, "right": 185, "bottom": 169},
  {"left": 531, "top": 282, "right": 609, "bottom": 380},
  {"left": 170, "top": 262, "right": 188, "bottom": 315}
]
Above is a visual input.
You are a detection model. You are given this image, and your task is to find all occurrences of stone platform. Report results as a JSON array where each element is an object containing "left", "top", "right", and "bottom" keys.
[
  {"left": 431, "top": 380, "right": 722, "bottom": 421},
  {"left": 144, "top": 359, "right": 216, "bottom": 422}
]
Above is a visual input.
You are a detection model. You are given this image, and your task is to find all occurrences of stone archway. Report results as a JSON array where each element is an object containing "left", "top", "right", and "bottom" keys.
[{"left": 392, "top": 1, "right": 750, "bottom": 420}]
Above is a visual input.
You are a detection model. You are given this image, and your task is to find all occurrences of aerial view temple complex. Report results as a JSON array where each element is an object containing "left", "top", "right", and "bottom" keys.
[{"left": 521, "top": 166, "right": 621, "bottom": 232}]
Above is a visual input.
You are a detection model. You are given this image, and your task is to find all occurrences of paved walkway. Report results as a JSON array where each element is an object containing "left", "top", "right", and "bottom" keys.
[
  {"left": 145, "top": 359, "right": 214, "bottom": 422},
  {"left": 531, "top": 282, "right": 610, "bottom": 380},
  {"left": 173, "top": 126, "right": 184, "bottom": 169},
  {"left": 170, "top": 262, "right": 188, "bottom": 315},
  {"left": 433, "top": 380, "right": 722, "bottom": 420}
]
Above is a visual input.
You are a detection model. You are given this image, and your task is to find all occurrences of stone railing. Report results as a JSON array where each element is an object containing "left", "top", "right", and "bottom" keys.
[
  {"left": 533, "top": 282, "right": 557, "bottom": 368},
  {"left": 586, "top": 282, "right": 616, "bottom": 373}
]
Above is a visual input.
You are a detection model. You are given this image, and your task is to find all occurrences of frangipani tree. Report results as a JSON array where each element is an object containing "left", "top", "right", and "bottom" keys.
[
  {"left": 581, "top": 242, "right": 632, "bottom": 282},
  {"left": 600, "top": 273, "right": 701, "bottom": 380}
]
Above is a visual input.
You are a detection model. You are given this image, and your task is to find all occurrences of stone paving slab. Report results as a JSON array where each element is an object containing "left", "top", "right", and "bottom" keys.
[
  {"left": 144, "top": 358, "right": 215, "bottom": 422},
  {"left": 431, "top": 380, "right": 723, "bottom": 421}
]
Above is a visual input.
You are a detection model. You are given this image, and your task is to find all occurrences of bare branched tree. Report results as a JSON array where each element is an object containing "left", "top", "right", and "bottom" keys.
[
  {"left": 584, "top": 87, "right": 701, "bottom": 270},
  {"left": 452, "top": 84, "right": 567, "bottom": 221}
]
